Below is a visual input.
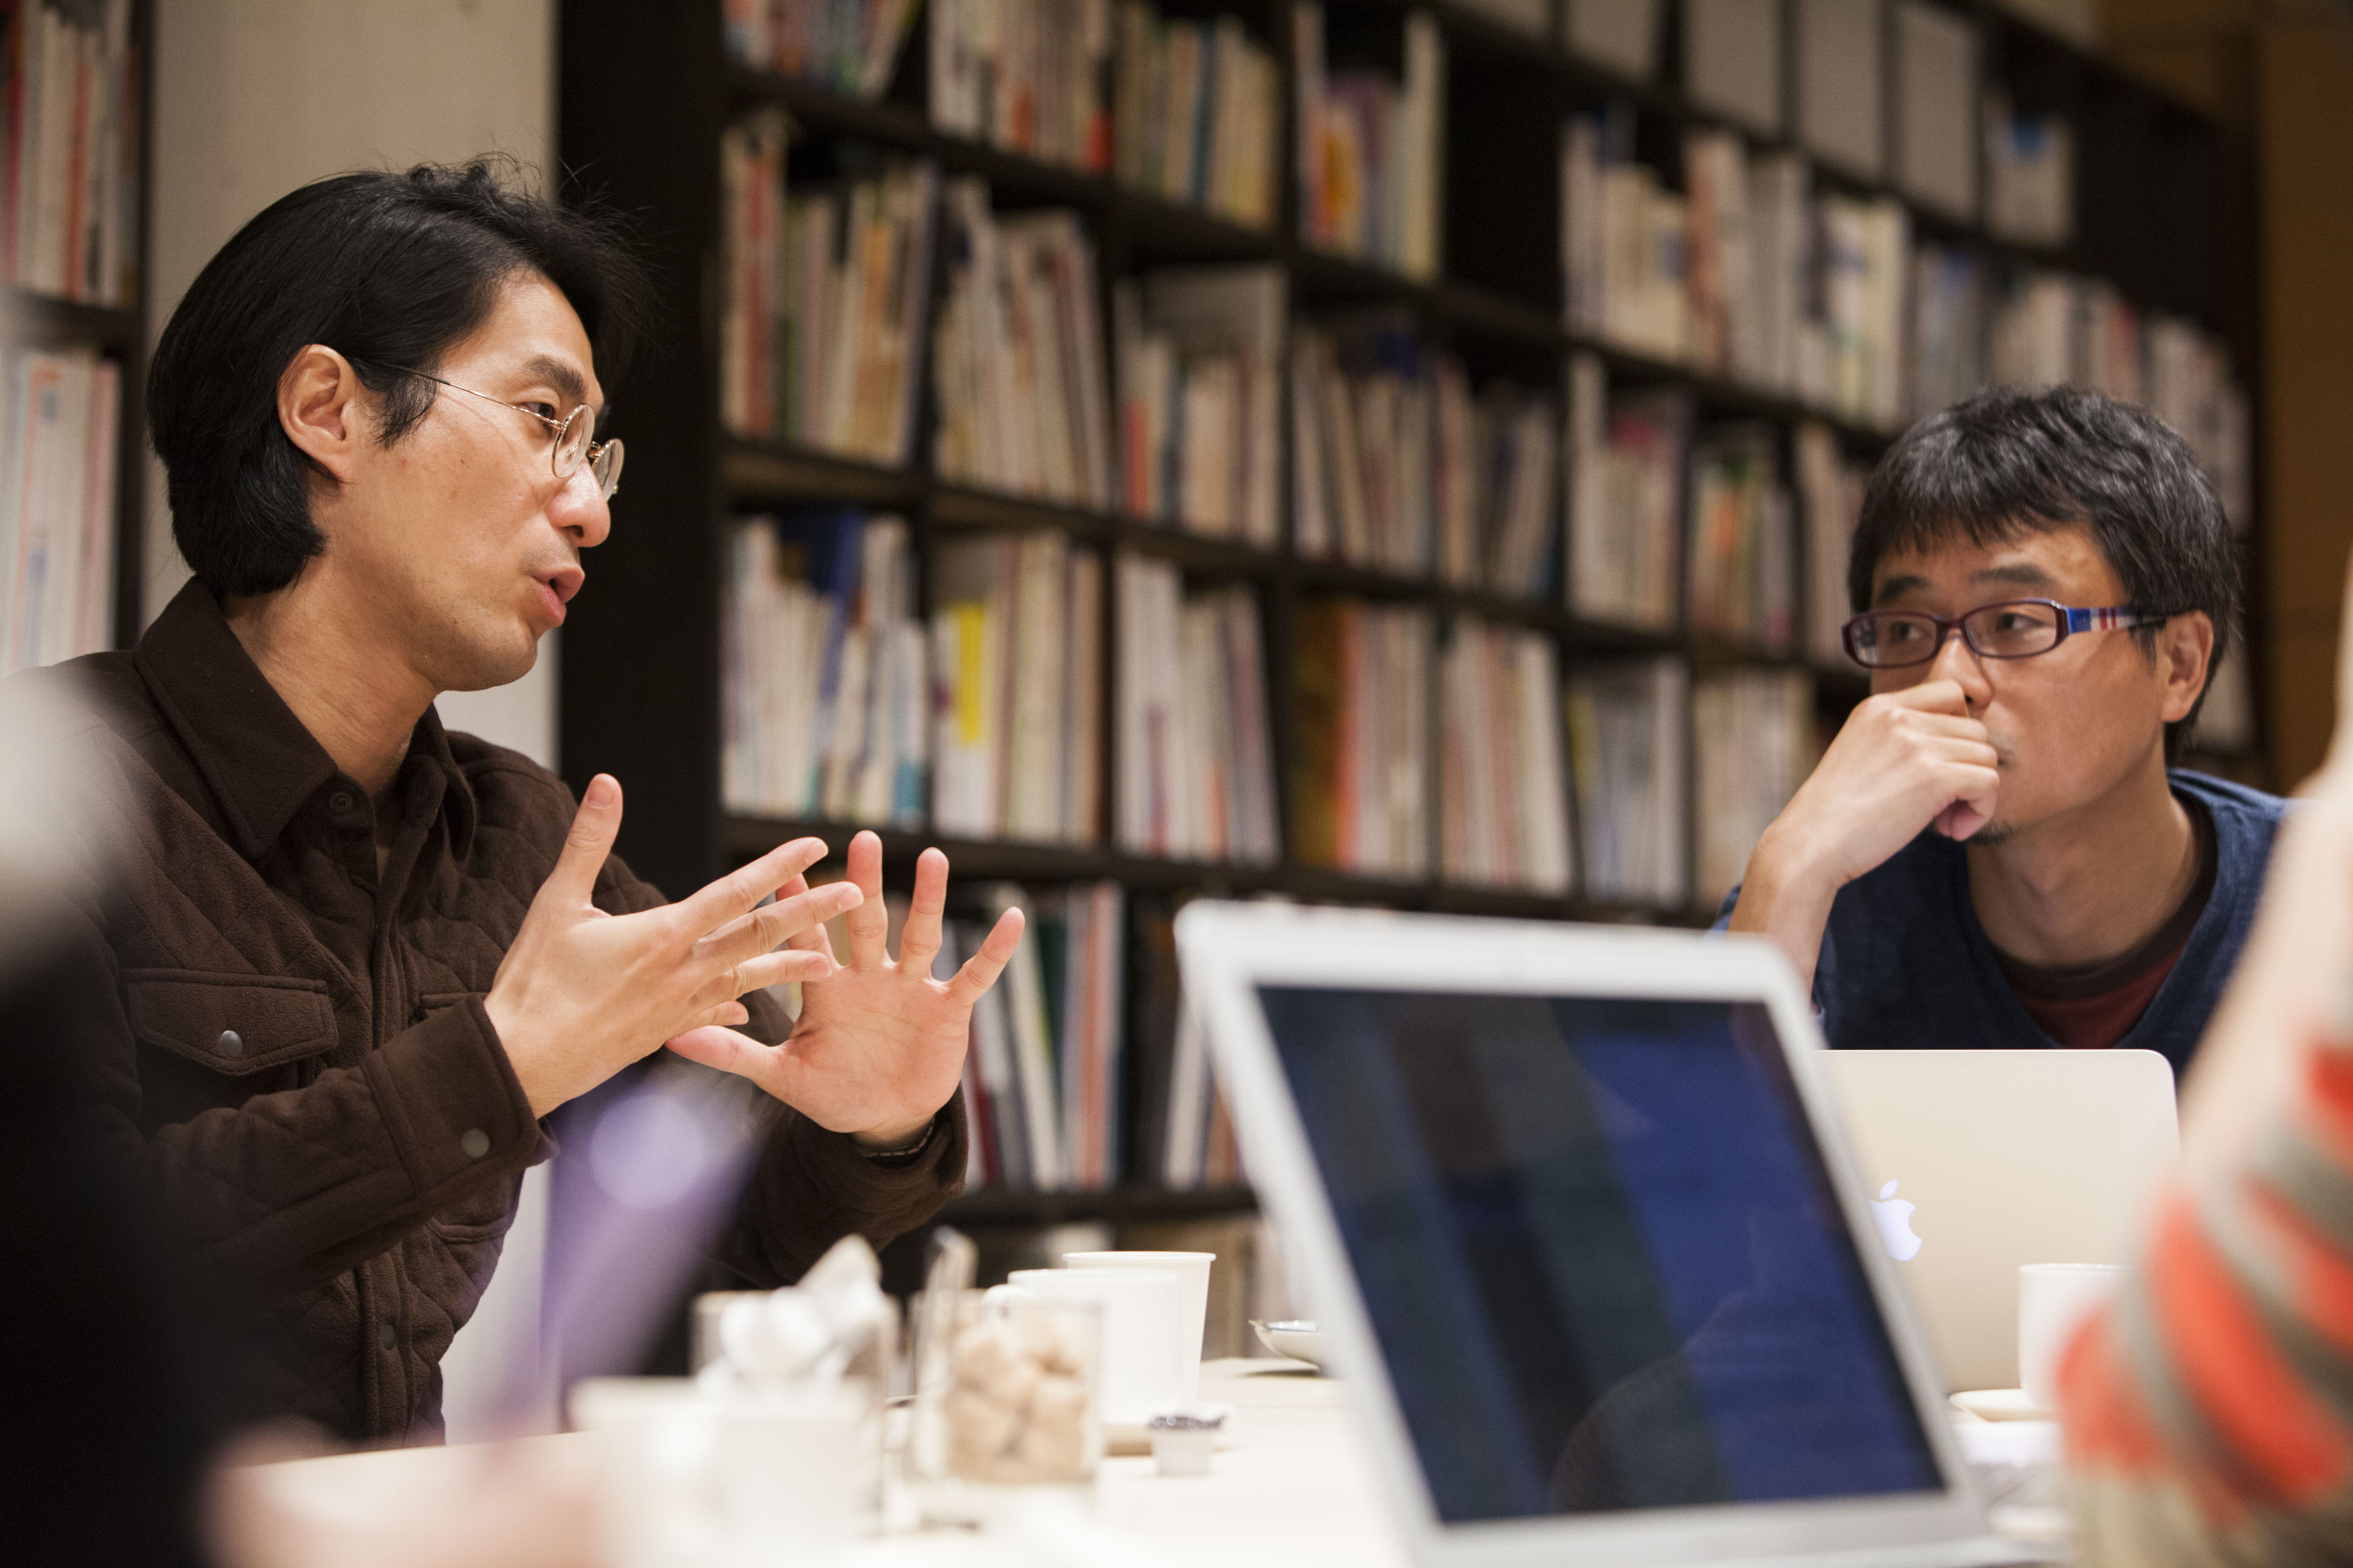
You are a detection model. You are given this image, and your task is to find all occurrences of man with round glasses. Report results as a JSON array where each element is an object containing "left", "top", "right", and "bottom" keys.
[
  {"left": 15, "top": 162, "right": 1016, "bottom": 1444},
  {"left": 1724, "top": 385, "right": 2283, "bottom": 1069}
]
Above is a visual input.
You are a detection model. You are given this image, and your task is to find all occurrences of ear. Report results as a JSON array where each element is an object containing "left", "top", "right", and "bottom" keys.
[
  {"left": 2156, "top": 610, "right": 2216, "bottom": 726},
  {"left": 276, "top": 344, "right": 369, "bottom": 482}
]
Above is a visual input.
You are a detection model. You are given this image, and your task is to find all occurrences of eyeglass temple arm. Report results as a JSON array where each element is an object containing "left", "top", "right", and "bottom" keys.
[{"left": 2065, "top": 608, "right": 2161, "bottom": 633}]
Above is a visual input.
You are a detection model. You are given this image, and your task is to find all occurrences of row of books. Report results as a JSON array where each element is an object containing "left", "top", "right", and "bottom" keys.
[
  {"left": 1114, "top": 556, "right": 1280, "bottom": 866},
  {"left": 1568, "top": 119, "right": 1911, "bottom": 432},
  {"left": 0, "top": 344, "right": 117, "bottom": 676},
  {"left": 1112, "top": 1, "right": 1276, "bottom": 225},
  {"left": 950, "top": 883, "right": 1125, "bottom": 1190},
  {"left": 932, "top": 185, "right": 1116, "bottom": 510},
  {"left": 1112, "top": 265, "right": 1284, "bottom": 544},
  {"left": 1568, "top": 355, "right": 1865, "bottom": 662},
  {"left": 1982, "top": 89, "right": 2073, "bottom": 248},
  {"left": 1291, "top": 597, "right": 1432, "bottom": 879},
  {"left": 1293, "top": 4, "right": 1443, "bottom": 279},
  {"left": 720, "top": 531, "right": 1823, "bottom": 905},
  {"left": 1569, "top": 0, "right": 2082, "bottom": 242},
  {"left": 1570, "top": 659, "right": 1818, "bottom": 908},
  {"left": 723, "top": 0, "right": 920, "bottom": 98},
  {"left": 3, "top": 0, "right": 138, "bottom": 307},
  {"left": 716, "top": 121, "right": 2245, "bottom": 562},
  {"left": 720, "top": 512, "right": 927, "bottom": 824},
  {"left": 1438, "top": 618, "right": 1573, "bottom": 894},
  {"left": 1693, "top": 668, "right": 1818, "bottom": 906},
  {"left": 949, "top": 889, "right": 1248, "bottom": 1193},
  {"left": 932, "top": 530, "right": 1105, "bottom": 844},
  {"left": 718, "top": 123, "right": 936, "bottom": 463},
  {"left": 930, "top": 0, "right": 1111, "bottom": 173}
]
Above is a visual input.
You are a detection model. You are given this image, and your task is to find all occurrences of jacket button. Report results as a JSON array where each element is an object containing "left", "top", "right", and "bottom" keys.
[
  {"left": 329, "top": 790, "right": 358, "bottom": 816},
  {"left": 217, "top": 1030, "right": 244, "bottom": 1058},
  {"left": 379, "top": 1322, "right": 397, "bottom": 1351},
  {"left": 461, "top": 1128, "right": 490, "bottom": 1160}
]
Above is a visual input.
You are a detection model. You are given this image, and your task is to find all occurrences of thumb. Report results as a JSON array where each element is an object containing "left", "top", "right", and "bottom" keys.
[{"left": 541, "top": 773, "right": 623, "bottom": 908}]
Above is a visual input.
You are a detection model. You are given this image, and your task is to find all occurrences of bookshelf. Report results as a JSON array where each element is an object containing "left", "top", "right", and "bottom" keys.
[
  {"left": 0, "top": 0, "right": 156, "bottom": 663},
  {"left": 558, "top": 0, "right": 2256, "bottom": 1233}
]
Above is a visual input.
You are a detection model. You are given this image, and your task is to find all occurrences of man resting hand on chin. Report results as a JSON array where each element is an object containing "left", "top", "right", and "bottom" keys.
[
  {"left": 21, "top": 162, "right": 1017, "bottom": 1444},
  {"left": 1722, "top": 386, "right": 2281, "bottom": 1069}
]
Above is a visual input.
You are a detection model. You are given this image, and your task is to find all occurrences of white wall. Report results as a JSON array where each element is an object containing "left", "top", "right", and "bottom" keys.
[
  {"left": 147, "top": 0, "right": 562, "bottom": 1440},
  {"left": 145, "top": 0, "right": 560, "bottom": 770}
]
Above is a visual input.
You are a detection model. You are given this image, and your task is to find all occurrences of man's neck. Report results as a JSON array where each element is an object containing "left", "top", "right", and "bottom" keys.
[
  {"left": 223, "top": 578, "right": 433, "bottom": 801},
  {"left": 1965, "top": 752, "right": 2197, "bottom": 971}
]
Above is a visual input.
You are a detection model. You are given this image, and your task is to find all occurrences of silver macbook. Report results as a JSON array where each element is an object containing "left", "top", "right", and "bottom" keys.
[
  {"left": 1819, "top": 1049, "right": 2178, "bottom": 1395},
  {"left": 1176, "top": 902, "right": 2021, "bottom": 1568}
]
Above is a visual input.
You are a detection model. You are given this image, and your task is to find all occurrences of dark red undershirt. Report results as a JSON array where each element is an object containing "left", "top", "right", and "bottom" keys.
[{"left": 1992, "top": 801, "right": 2217, "bottom": 1050}]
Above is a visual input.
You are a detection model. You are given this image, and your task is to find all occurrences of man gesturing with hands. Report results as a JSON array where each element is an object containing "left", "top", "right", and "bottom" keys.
[
  {"left": 26, "top": 163, "right": 1015, "bottom": 1445},
  {"left": 488, "top": 778, "right": 1017, "bottom": 1143},
  {"left": 1722, "top": 386, "right": 2282, "bottom": 1068}
]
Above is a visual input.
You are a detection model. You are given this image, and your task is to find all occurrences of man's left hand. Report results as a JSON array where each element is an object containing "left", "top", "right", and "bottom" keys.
[{"left": 664, "top": 831, "right": 1023, "bottom": 1148}]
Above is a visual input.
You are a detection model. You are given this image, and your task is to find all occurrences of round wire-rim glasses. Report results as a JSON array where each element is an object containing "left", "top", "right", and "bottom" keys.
[
  {"left": 1841, "top": 599, "right": 2166, "bottom": 669},
  {"left": 373, "top": 365, "right": 624, "bottom": 500}
]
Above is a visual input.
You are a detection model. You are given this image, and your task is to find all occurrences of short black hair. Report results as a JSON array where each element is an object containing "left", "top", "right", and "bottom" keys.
[
  {"left": 149, "top": 158, "right": 654, "bottom": 598},
  {"left": 1850, "top": 385, "right": 2242, "bottom": 763}
]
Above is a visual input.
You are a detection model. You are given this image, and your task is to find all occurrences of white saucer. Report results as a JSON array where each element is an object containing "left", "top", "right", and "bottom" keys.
[
  {"left": 1251, "top": 1320, "right": 1327, "bottom": 1370},
  {"left": 1951, "top": 1388, "right": 2055, "bottom": 1423}
]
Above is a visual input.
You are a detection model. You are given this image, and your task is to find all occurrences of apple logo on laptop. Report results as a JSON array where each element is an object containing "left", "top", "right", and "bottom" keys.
[{"left": 1870, "top": 1180, "right": 1924, "bottom": 1261}]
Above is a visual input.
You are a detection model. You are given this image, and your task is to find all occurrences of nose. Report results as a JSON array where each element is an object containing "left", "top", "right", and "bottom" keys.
[
  {"left": 550, "top": 459, "right": 611, "bottom": 549},
  {"left": 1928, "top": 620, "right": 1993, "bottom": 707}
]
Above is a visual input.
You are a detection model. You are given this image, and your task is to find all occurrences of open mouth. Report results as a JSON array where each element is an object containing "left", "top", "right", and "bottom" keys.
[{"left": 534, "top": 567, "right": 585, "bottom": 624}]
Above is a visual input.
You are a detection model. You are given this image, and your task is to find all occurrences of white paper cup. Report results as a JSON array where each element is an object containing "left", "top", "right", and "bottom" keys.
[
  {"left": 1061, "top": 1250, "right": 1215, "bottom": 1401},
  {"left": 2018, "top": 1262, "right": 2128, "bottom": 1411},
  {"left": 1006, "top": 1267, "right": 1182, "bottom": 1426}
]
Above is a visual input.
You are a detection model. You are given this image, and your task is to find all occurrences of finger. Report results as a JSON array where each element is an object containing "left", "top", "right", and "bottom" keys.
[
  {"left": 841, "top": 830, "right": 889, "bottom": 970},
  {"left": 540, "top": 773, "right": 623, "bottom": 908},
  {"left": 1931, "top": 765, "right": 2001, "bottom": 840},
  {"left": 1888, "top": 679, "right": 1973, "bottom": 716},
  {"left": 673, "top": 837, "right": 832, "bottom": 933},
  {"left": 664, "top": 1022, "right": 776, "bottom": 1081},
  {"left": 1903, "top": 711, "right": 1993, "bottom": 742},
  {"left": 897, "top": 848, "right": 951, "bottom": 976},
  {"left": 946, "top": 906, "right": 1025, "bottom": 1010},
  {"left": 1925, "top": 736, "right": 2000, "bottom": 770},
  {"left": 689, "top": 947, "right": 839, "bottom": 1012},
  {"left": 701, "top": 880, "right": 863, "bottom": 971},
  {"left": 774, "top": 875, "right": 838, "bottom": 959}
]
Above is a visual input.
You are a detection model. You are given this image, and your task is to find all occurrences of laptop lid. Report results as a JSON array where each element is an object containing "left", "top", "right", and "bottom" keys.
[
  {"left": 1819, "top": 1049, "right": 2178, "bottom": 1395},
  {"left": 1176, "top": 902, "right": 2012, "bottom": 1568}
]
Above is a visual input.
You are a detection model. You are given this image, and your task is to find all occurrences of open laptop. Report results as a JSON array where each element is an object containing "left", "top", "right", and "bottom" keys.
[
  {"left": 1176, "top": 902, "right": 2022, "bottom": 1568},
  {"left": 1819, "top": 1050, "right": 2178, "bottom": 1394}
]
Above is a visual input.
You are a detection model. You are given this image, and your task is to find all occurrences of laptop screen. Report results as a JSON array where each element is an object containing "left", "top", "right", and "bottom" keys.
[{"left": 1256, "top": 987, "right": 1944, "bottom": 1524}]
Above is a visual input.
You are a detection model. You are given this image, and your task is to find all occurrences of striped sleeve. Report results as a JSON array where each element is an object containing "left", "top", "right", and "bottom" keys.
[{"left": 2063, "top": 1036, "right": 2353, "bottom": 1564}]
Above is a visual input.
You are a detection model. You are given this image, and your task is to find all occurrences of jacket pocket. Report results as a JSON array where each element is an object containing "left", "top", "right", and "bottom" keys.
[{"left": 122, "top": 970, "right": 338, "bottom": 1077}]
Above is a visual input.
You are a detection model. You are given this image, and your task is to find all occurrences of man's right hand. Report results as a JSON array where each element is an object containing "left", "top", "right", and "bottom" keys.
[
  {"left": 1728, "top": 681, "right": 2001, "bottom": 990},
  {"left": 483, "top": 774, "right": 864, "bottom": 1117}
]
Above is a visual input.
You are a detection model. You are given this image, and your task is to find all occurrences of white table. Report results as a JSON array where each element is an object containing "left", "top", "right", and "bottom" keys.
[
  {"left": 233, "top": 1361, "right": 2060, "bottom": 1567},
  {"left": 231, "top": 1359, "right": 1409, "bottom": 1568}
]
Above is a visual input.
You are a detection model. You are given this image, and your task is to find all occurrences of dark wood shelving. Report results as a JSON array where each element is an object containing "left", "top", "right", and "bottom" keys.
[
  {"left": 944, "top": 1185, "right": 1260, "bottom": 1225},
  {"left": 721, "top": 810, "right": 1720, "bottom": 927},
  {"left": 565, "top": 0, "right": 2251, "bottom": 1232},
  {"left": 4, "top": 284, "right": 141, "bottom": 351}
]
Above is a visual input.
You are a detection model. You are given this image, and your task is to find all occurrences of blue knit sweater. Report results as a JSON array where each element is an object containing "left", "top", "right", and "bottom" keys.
[{"left": 1716, "top": 770, "right": 2287, "bottom": 1073}]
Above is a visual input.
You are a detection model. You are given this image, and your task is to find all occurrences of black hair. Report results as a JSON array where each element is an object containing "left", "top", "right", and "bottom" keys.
[
  {"left": 148, "top": 158, "right": 654, "bottom": 598},
  {"left": 1850, "top": 385, "right": 2242, "bottom": 764}
]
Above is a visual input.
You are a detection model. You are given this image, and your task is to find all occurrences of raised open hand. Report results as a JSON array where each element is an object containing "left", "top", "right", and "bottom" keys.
[
  {"left": 485, "top": 775, "right": 862, "bottom": 1117},
  {"left": 665, "top": 831, "right": 1024, "bottom": 1146}
]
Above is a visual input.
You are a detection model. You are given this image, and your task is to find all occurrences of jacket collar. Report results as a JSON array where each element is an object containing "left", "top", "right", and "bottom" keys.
[{"left": 132, "top": 580, "right": 479, "bottom": 861}]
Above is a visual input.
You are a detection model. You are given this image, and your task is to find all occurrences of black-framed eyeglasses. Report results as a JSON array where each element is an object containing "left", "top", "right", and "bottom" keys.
[
  {"left": 1842, "top": 600, "right": 2166, "bottom": 669},
  {"left": 374, "top": 365, "right": 623, "bottom": 500}
]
